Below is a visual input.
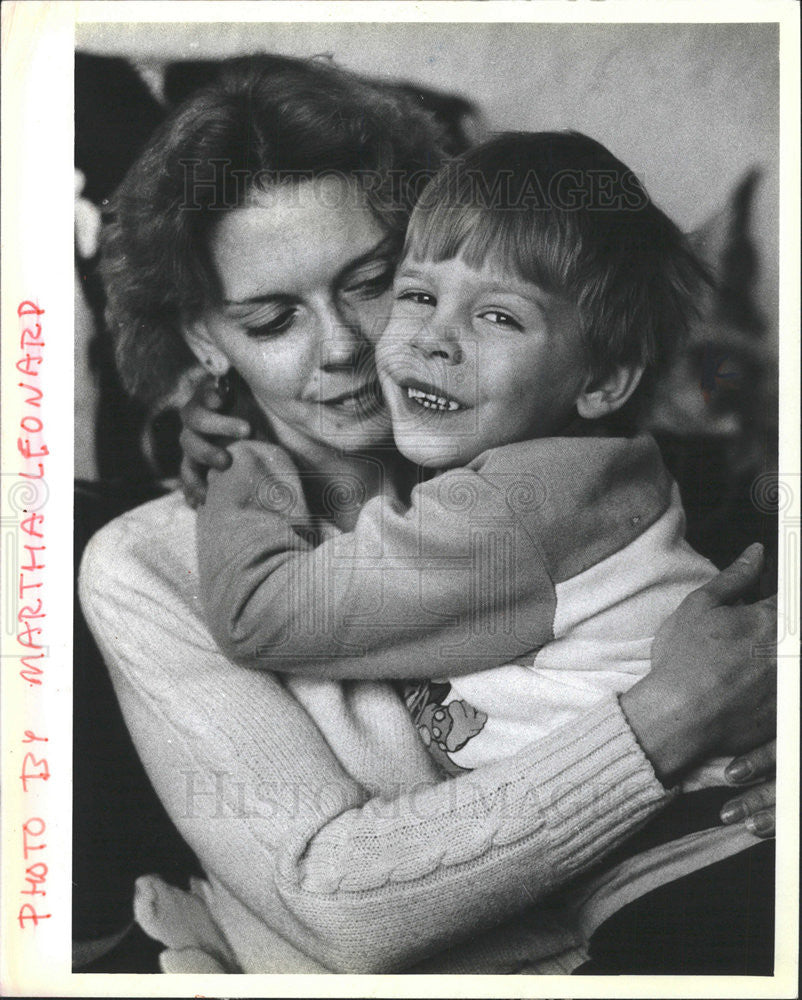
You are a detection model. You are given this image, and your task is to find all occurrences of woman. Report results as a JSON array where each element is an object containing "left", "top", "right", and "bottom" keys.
[{"left": 80, "top": 55, "right": 777, "bottom": 974}]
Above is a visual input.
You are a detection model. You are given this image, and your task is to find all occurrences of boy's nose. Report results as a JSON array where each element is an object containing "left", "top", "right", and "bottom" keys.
[{"left": 411, "top": 323, "right": 464, "bottom": 365}]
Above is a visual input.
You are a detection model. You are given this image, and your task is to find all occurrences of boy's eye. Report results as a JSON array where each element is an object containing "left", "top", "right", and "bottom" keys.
[
  {"left": 479, "top": 309, "right": 522, "bottom": 331},
  {"left": 397, "top": 290, "right": 436, "bottom": 308},
  {"left": 245, "top": 307, "right": 298, "bottom": 339}
]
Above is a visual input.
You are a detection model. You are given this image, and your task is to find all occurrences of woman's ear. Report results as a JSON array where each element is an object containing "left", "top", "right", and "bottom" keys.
[
  {"left": 183, "top": 319, "right": 230, "bottom": 377},
  {"left": 576, "top": 364, "right": 645, "bottom": 420}
]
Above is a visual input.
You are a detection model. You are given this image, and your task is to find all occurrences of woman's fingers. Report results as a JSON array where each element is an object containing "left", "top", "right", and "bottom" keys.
[
  {"left": 745, "top": 811, "right": 776, "bottom": 838},
  {"left": 629, "top": 578, "right": 777, "bottom": 783},
  {"left": 725, "top": 739, "right": 777, "bottom": 784},
  {"left": 650, "top": 544, "right": 766, "bottom": 670},
  {"left": 720, "top": 779, "right": 776, "bottom": 838},
  {"left": 721, "top": 740, "right": 777, "bottom": 839},
  {"left": 683, "top": 543, "right": 765, "bottom": 612}
]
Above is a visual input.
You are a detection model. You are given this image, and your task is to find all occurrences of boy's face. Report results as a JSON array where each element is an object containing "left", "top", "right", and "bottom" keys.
[{"left": 376, "top": 253, "right": 589, "bottom": 469}]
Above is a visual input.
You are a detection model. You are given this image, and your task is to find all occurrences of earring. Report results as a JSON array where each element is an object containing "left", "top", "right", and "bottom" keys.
[
  {"left": 215, "top": 370, "right": 231, "bottom": 403},
  {"left": 203, "top": 357, "right": 232, "bottom": 405}
]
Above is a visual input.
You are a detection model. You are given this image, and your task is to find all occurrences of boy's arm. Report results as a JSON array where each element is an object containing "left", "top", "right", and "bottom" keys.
[{"left": 197, "top": 440, "right": 553, "bottom": 678}]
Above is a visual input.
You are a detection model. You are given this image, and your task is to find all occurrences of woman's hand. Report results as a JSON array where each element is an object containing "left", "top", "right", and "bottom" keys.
[
  {"left": 621, "top": 543, "right": 777, "bottom": 786},
  {"left": 179, "top": 376, "right": 251, "bottom": 508},
  {"left": 720, "top": 740, "right": 776, "bottom": 838}
]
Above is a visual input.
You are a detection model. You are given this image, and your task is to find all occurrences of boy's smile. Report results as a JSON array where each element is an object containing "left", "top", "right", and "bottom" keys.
[
  {"left": 400, "top": 377, "right": 468, "bottom": 413},
  {"left": 376, "top": 254, "right": 589, "bottom": 469}
]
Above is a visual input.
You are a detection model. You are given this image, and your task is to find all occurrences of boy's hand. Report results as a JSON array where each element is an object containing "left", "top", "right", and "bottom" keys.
[
  {"left": 179, "top": 376, "right": 251, "bottom": 508},
  {"left": 720, "top": 740, "right": 776, "bottom": 838},
  {"left": 207, "top": 440, "right": 309, "bottom": 521}
]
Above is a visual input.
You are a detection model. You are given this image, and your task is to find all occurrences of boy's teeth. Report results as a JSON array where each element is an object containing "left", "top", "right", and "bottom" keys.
[{"left": 406, "top": 386, "right": 461, "bottom": 411}]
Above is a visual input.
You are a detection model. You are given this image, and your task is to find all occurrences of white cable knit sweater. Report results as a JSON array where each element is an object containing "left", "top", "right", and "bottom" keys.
[{"left": 79, "top": 491, "right": 675, "bottom": 974}]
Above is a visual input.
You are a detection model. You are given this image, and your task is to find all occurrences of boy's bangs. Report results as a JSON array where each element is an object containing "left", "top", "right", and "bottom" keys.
[
  {"left": 404, "top": 192, "right": 571, "bottom": 295},
  {"left": 400, "top": 132, "right": 709, "bottom": 388}
]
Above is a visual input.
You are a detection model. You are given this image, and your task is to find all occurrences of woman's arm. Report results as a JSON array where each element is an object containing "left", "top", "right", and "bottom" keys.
[{"left": 80, "top": 499, "right": 776, "bottom": 972}]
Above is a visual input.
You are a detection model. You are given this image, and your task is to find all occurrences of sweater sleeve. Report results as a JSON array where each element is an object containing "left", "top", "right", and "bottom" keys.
[
  {"left": 197, "top": 440, "right": 555, "bottom": 679},
  {"left": 80, "top": 493, "right": 672, "bottom": 973}
]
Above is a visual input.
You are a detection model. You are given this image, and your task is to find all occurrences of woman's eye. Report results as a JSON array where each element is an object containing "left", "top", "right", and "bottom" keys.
[
  {"left": 397, "top": 290, "right": 436, "bottom": 308},
  {"left": 479, "top": 310, "right": 522, "bottom": 331},
  {"left": 246, "top": 308, "right": 297, "bottom": 338},
  {"left": 343, "top": 266, "right": 394, "bottom": 299}
]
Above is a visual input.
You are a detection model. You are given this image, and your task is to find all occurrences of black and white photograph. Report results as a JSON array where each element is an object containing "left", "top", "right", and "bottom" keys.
[{"left": 1, "top": 2, "right": 799, "bottom": 995}]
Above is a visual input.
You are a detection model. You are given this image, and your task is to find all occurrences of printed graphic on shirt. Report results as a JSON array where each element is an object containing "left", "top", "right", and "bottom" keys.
[{"left": 403, "top": 679, "right": 487, "bottom": 776}]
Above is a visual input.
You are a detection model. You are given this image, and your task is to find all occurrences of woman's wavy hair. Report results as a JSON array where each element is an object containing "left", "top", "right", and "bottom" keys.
[{"left": 102, "top": 55, "right": 471, "bottom": 405}]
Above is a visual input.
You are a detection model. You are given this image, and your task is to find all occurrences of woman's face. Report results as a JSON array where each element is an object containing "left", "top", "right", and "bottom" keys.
[{"left": 191, "top": 177, "right": 398, "bottom": 457}]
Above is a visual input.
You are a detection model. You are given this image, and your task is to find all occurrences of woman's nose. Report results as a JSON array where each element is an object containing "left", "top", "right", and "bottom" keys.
[{"left": 319, "top": 300, "right": 371, "bottom": 373}]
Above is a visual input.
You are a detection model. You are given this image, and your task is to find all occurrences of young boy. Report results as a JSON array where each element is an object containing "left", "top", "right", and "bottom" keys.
[{"left": 196, "top": 132, "right": 721, "bottom": 780}]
